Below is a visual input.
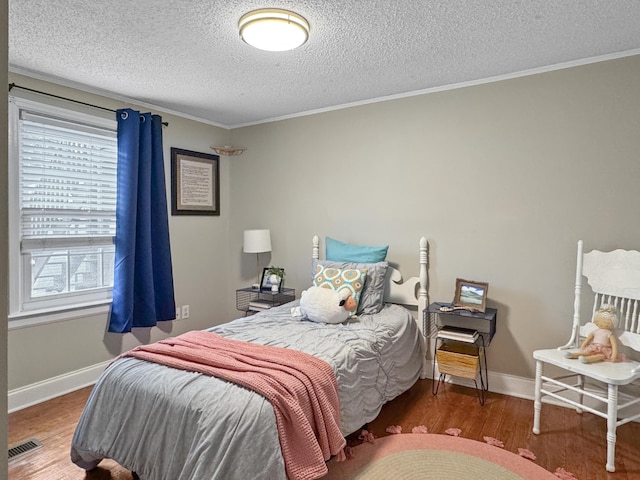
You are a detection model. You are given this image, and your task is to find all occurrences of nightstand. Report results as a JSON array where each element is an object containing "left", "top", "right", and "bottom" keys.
[
  {"left": 236, "top": 287, "right": 295, "bottom": 315},
  {"left": 424, "top": 302, "right": 497, "bottom": 405}
]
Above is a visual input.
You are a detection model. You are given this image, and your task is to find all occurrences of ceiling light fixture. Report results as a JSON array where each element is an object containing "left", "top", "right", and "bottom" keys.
[{"left": 239, "top": 8, "right": 309, "bottom": 52}]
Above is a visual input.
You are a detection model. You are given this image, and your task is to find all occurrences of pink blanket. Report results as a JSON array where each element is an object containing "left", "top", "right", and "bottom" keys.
[{"left": 122, "top": 330, "right": 345, "bottom": 480}]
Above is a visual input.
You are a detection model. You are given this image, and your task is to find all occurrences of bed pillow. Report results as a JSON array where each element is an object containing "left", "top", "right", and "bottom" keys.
[
  {"left": 313, "top": 264, "right": 367, "bottom": 313},
  {"left": 313, "top": 259, "right": 388, "bottom": 314},
  {"left": 326, "top": 237, "right": 389, "bottom": 263}
]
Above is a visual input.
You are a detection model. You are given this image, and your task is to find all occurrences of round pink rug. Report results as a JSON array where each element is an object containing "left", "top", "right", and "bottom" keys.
[{"left": 324, "top": 434, "right": 558, "bottom": 479}]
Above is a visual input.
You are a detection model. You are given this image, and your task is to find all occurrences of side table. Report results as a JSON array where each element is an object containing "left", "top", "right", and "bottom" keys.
[
  {"left": 236, "top": 287, "right": 295, "bottom": 315},
  {"left": 424, "top": 302, "right": 497, "bottom": 405}
]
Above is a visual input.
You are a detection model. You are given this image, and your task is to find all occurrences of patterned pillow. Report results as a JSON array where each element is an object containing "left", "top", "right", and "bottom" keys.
[
  {"left": 313, "top": 264, "right": 367, "bottom": 312},
  {"left": 312, "top": 259, "right": 388, "bottom": 315}
]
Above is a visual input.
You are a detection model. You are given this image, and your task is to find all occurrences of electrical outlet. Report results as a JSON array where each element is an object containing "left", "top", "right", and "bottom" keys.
[
  {"left": 182, "top": 305, "right": 190, "bottom": 319},
  {"left": 175, "top": 307, "right": 181, "bottom": 320}
]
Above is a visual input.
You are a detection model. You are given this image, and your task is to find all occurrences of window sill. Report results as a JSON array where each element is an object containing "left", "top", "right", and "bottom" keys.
[{"left": 8, "top": 301, "right": 112, "bottom": 330}]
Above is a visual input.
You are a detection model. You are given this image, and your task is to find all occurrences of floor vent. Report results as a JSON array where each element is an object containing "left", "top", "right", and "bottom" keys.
[{"left": 8, "top": 438, "right": 43, "bottom": 462}]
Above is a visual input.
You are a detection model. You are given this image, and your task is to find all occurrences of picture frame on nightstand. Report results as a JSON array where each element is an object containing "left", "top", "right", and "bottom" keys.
[
  {"left": 260, "top": 268, "right": 285, "bottom": 293},
  {"left": 454, "top": 278, "right": 489, "bottom": 313}
]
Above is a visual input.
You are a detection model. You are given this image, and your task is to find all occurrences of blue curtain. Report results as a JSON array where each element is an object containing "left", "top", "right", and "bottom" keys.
[{"left": 108, "top": 108, "right": 176, "bottom": 333}]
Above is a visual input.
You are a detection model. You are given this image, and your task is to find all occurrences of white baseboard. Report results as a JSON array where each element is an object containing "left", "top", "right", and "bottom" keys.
[
  {"left": 424, "top": 359, "right": 535, "bottom": 400},
  {"left": 11, "top": 358, "right": 535, "bottom": 414},
  {"left": 8, "top": 360, "right": 110, "bottom": 413},
  {"left": 13, "top": 359, "right": 631, "bottom": 416},
  {"left": 425, "top": 360, "right": 640, "bottom": 419}
]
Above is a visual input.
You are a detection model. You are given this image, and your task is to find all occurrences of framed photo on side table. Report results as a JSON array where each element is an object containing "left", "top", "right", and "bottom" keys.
[
  {"left": 260, "top": 268, "right": 285, "bottom": 293},
  {"left": 171, "top": 148, "right": 220, "bottom": 216},
  {"left": 454, "top": 278, "right": 489, "bottom": 313}
]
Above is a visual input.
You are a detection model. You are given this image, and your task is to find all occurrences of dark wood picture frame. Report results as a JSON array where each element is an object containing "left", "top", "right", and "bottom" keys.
[
  {"left": 260, "top": 268, "right": 284, "bottom": 293},
  {"left": 171, "top": 147, "right": 220, "bottom": 215},
  {"left": 454, "top": 278, "right": 489, "bottom": 313}
]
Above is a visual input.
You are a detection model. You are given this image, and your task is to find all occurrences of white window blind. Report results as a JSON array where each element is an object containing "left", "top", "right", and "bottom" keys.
[
  {"left": 19, "top": 111, "right": 118, "bottom": 247},
  {"left": 15, "top": 106, "right": 118, "bottom": 306}
]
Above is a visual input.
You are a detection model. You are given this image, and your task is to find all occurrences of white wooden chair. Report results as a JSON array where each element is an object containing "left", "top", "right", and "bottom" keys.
[{"left": 533, "top": 241, "right": 640, "bottom": 472}]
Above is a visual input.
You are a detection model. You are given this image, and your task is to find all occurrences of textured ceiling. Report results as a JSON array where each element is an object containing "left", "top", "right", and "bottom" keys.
[{"left": 9, "top": 1, "right": 640, "bottom": 128}]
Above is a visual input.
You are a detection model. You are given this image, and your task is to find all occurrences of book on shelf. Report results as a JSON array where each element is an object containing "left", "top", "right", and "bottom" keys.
[
  {"left": 248, "top": 301, "right": 272, "bottom": 311},
  {"left": 437, "top": 326, "right": 479, "bottom": 343}
]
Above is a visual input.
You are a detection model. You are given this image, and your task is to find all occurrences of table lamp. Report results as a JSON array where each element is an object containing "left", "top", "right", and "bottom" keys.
[{"left": 243, "top": 229, "right": 272, "bottom": 288}]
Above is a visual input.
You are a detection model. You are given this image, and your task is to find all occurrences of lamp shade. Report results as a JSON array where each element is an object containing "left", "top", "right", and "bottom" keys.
[{"left": 243, "top": 229, "right": 272, "bottom": 253}]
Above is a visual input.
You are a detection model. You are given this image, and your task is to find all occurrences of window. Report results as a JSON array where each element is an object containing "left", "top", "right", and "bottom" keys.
[{"left": 9, "top": 96, "right": 118, "bottom": 321}]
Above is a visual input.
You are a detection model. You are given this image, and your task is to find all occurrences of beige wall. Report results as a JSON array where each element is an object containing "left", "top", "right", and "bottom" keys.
[
  {"left": 7, "top": 55, "right": 640, "bottom": 395},
  {"left": 229, "top": 55, "right": 640, "bottom": 379},
  {"left": 2, "top": 0, "right": 10, "bottom": 469},
  {"left": 7, "top": 74, "right": 234, "bottom": 389}
]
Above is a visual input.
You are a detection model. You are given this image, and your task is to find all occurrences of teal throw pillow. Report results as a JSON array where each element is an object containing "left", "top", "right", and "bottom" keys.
[{"left": 326, "top": 237, "right": 388, "bottom": 263}]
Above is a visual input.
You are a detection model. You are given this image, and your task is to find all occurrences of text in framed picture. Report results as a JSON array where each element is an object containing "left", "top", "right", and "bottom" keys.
[
  {"left": 171, "top": 148, "right": 220, "bottom": 215},
  {"left": 454, "top": 278, "right": 489, "bottom": 313}
]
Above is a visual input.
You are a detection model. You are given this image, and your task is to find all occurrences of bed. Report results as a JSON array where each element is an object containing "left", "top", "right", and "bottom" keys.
[{"left": 71, "top": 236, "right": 429, "bottom": 480}]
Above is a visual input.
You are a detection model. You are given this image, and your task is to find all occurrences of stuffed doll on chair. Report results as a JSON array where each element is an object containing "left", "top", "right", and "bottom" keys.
[{"left": 564, "top": 304, "right": 624, "bottom": 363}]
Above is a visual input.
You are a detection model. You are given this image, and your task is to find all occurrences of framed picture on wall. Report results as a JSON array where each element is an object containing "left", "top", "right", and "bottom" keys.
[
  {"left": 171, "top": 148, "right": 220, "bottom": 215},
  {"left": 453, "top": 278, "right": 489, "bottom": 313}
]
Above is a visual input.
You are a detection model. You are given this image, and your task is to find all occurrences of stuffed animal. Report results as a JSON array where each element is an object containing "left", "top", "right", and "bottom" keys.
[
  {"left": 298, "top": 286, "right": 356, "bottom": 324},
  {"left": 564, "top": 304, "right": 623, "bottom": 364}
]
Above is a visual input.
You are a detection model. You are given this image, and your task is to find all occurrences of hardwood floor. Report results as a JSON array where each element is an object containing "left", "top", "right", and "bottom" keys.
[{"left": 8, "top": 379, "right": 640, "bottom": 479}]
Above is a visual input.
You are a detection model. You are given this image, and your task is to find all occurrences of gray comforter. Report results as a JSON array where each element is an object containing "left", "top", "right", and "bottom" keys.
[{"left": 70, "top": 301, "right": 423, "bottom": 480}]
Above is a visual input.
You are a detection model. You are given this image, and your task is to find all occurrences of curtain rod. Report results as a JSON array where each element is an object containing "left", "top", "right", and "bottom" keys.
[{"left": 8, "top": 83, "right": 169, "bottom": 126}]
